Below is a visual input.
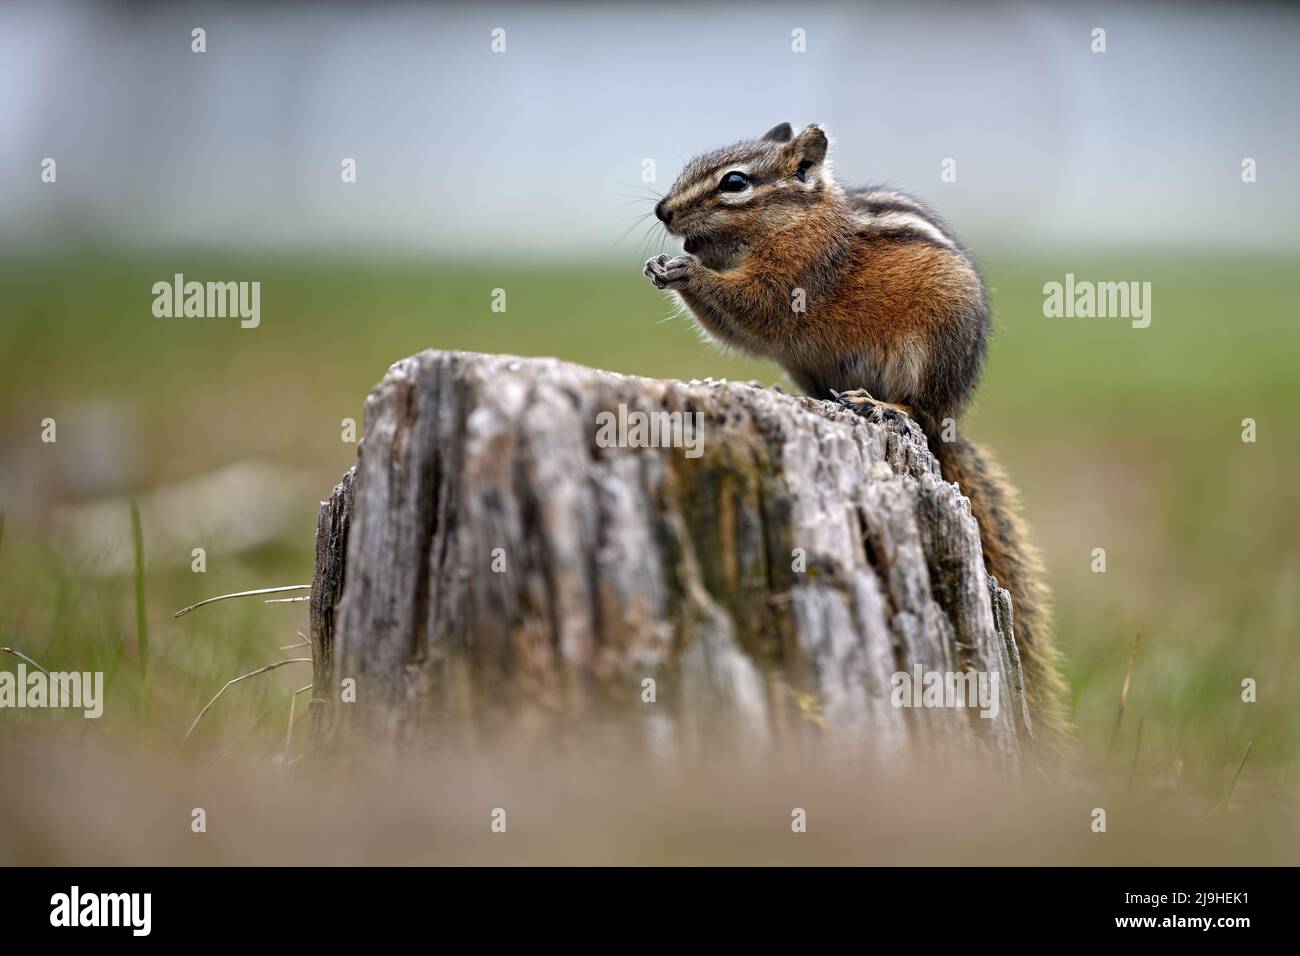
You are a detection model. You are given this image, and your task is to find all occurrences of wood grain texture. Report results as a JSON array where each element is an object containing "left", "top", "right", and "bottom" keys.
[{"left": 309, "top": 350, "right": 1032, "bottom": 763}]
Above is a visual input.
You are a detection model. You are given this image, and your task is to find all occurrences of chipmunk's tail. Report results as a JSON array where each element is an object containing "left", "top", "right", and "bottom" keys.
[{"left": 934, "top": 433, "right": 1073, "bottom": 754}]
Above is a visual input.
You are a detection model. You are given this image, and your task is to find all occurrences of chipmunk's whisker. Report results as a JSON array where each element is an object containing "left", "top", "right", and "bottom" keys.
[
  {"left": 615, "top": 212, "right": 652, "bottom": 247},
  {"left": 636, "top": 218, "right": 667, "bottom": 261},
  {"left": 619, "top": 181, "right": 663, "bottom": 198}
]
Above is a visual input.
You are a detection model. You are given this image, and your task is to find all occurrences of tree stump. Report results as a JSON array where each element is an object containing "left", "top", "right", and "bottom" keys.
[{"left": 308, "top": 350, "right": 1032, "bottom": 764}]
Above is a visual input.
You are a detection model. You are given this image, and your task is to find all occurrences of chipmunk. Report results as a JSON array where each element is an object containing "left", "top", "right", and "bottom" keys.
[{"left": 643, "top": 122, "right": 1070, "bottom": 749}]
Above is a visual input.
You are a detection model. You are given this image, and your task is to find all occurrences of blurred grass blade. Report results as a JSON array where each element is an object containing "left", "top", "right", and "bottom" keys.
[
  {"left": 284, "top": 683, "right": 314, "bottom": 766},
  {"left": 1127, "top": 715, "right": 1145, "bottom": 791},
  {"left": 183, "top": 658, "right": 312, "bottom": 743},
  {"left": 1217, "top": 740, "right": 1254, "bottom": 813},
  {"left": 1105, "top": 631, "right": 1142, "bottom": 765},
  {"left": 1, "top": 646, "right": 50, "bottom": 677},
  {"left": 174, "top": 584, "right": 311, "bottom": 618},
  {"left": 130, "top": 501, "right": 149, "bottom": 679}
]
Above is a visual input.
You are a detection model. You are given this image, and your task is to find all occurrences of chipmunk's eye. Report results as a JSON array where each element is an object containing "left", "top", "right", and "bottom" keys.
[{"left": 718, "top": 171, "right": 751, "bottom": 193}]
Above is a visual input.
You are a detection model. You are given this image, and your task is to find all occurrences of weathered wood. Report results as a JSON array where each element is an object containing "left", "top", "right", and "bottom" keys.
[
  {"left": 307, "top": 467, "right": 352, "bottom": 752},
  {"left": 309, "top": 350, "right": 1032, "bottom": 763}
]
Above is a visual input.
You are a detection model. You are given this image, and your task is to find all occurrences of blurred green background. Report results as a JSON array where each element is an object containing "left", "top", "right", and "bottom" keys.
[
  {"left": 2, "top": 2, "right": 1299, "bottom": 864},
  {"left": 2, "top": 245, "right": 1296, "bottom": 802}
]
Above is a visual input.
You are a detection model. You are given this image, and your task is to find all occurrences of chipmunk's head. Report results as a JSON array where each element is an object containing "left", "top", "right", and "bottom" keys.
[{"left": 655, "top": 122, "right": 833, "bottom": 268}]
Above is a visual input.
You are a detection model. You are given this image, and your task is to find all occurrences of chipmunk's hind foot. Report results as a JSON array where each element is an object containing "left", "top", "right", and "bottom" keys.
[{"left": 833, "top": 388, "right": 913, "bottom": 424}]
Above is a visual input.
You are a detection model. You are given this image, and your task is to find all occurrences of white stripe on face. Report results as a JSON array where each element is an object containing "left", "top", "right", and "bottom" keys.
[{"left": 718, "top": 189, "right": 755, "bottom": 205}]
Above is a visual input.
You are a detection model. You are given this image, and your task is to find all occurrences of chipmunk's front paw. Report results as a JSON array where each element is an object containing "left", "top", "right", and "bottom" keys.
[{"left": 644, "top": 254, "right": 694, "bottom": 289}]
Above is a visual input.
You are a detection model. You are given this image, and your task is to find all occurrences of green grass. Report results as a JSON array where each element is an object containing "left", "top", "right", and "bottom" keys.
[
  {"left": 130, "top": 500, "right": 150, "bottom": 685},
  {"left": 0, "top": 245, "right": 1297, "bottom": 799}
]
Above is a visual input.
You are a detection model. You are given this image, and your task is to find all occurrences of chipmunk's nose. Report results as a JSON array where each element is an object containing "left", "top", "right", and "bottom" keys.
[{"left": 655, "top": 198, "right": 672, "bottom": 224}]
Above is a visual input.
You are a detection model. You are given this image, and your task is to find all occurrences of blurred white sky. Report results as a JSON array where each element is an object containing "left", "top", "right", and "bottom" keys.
[{"left": 1, "top": 0, "right": 1296, "bottom": 257}]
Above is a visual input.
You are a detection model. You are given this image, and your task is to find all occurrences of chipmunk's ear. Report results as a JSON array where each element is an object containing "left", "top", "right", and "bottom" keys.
[
  {"left": 784, "top": 124, "right": 829, "bottom": 181},
  {"left": 761, "top": 122, "right": 793, "bottom": 143}
]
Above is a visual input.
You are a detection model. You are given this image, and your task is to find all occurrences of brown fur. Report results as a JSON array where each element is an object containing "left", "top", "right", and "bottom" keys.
[{"left": 646, "top": 123, "right": 1072, "bottom": 751}]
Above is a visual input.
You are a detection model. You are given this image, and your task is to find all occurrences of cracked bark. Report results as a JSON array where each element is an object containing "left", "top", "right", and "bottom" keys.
[{"left": 308, "top": 350, "right": 1032, "bottom": 764}]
